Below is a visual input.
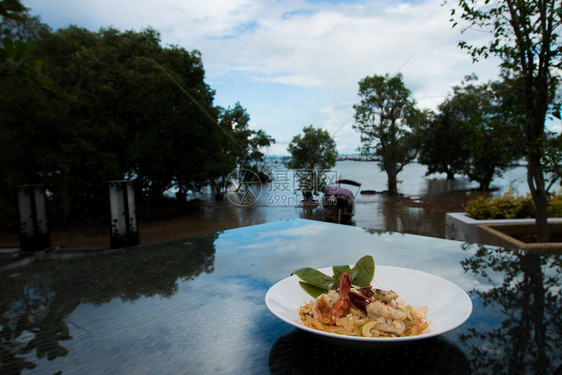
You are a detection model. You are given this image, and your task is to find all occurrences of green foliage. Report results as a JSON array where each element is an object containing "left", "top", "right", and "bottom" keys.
[
  {"left": 0, "top": 2, "right": 58, "bottom": 97},
  {"left": 353, "top": 73, "right": 425, "bottom": 195},
  {"left": 417, "top": 75, "right": 524, "bottom": 187},
  {"left": 451, "top": 76, "right": 522, "bottom": 190},
  {"left": 547, "top": 193, "right": 562, "bottom": 218},
  {"left": 417, "top": 108, "right": 467, "bottom": 179},
  {"left": 465, "top": 189, "right": 532, "bottom": 220},
  {"left": 0, "top": 0, "right": 26, "bottom": 22},
  {"left": 1, "top": 37, "right": 41, "bottom": 76},
  {"left": 209, "top": 102, "right": 274, "bottom": 198},
  {"left": 285, "top": 125, "right": 337, "bottom": 171},
  {"left": 285, "top": 125, "right": 337, "bottom": 197},
  {"left": 465, "top": 188, "right": 562, "bottom": 220},
  {"left": 543, "top": 132, "right": 562, "bottom": 191}
]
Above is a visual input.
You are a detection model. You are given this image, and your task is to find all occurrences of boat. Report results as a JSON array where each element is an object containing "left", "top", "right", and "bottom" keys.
[{"left": 323, "top": 179, "right": 361, "bottom": 222}]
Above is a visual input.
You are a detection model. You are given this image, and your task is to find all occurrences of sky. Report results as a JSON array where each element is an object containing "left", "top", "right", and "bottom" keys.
[{"left": 22, "top": 0, "right": 558, "bottom": 156}]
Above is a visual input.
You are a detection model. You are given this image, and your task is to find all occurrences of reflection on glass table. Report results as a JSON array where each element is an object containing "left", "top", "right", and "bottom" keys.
[{"left": 0, "top": 219, "right": 560, "bottom": 375}]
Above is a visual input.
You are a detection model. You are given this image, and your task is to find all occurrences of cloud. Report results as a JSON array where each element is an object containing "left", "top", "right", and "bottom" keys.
[
  {"left": 23, "top": 0, "right": 506, "bottom": 154},
  {"left": 251, "top": 74, "right": 324, "bottom": 87}
]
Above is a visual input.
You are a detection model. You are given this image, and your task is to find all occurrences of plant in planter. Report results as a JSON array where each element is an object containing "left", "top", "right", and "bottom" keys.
[
  {"left": 547, "top": 194, "right": 562, "bottom": 217},
  {"left": 465, "top": 189, "right": 561, "bottom": 220}
]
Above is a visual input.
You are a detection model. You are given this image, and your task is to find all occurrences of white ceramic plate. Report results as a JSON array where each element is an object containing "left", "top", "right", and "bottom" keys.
[{"left": 265, "top": 265, "right": 472, "bottom": 347}]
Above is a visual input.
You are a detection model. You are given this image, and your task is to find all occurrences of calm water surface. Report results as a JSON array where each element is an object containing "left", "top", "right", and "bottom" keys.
[{"left": 191, "top": 161, "right": 529, "bottom": 239}]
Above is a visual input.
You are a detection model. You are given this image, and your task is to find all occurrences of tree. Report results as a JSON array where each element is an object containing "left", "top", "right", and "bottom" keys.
[
  {"left": 285, "top": 125, "right": 338, "bottom": 201},
  {"left": 353, "top": 73, "right": 425, "bottom": 195},
  {"left": 456, "top": 77, "right": 524, "bottom": 190},
  {"left": 450, "top": 0, "right": 562, "bottom": 241},
  {"left": 0, "top": 3, "right": 59, "bottom": 224},
  {"left": 419, "top": 75, "right": 523, "bottom": 190},
  {"left": 0, "top": 24, "right": 221, "bottom": 220},
  {"left": 417, "top": 108, "right": 466, "bottom": 180},
  {"left": 121, "top": 39, "right": 220, "bottom": 207}
]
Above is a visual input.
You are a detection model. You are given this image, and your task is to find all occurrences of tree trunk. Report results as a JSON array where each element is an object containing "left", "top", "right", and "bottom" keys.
[
  {"left": 210, "top": 179, "right": 224, "bottom": 200},
  {"left": 524, "top": 75, "right": 549, "bottom": 243},
  {"left": 386, "top": 169, "right": 398, "bottom": 195},
  {"left": 527, "top": 158, "right": 549, "bottom": 242},
  {"left": 479, "top": 169, "right": 494, "bottom": 192},
  {"left": 302, "top": 191, "right": 313, "bottom": 203}
]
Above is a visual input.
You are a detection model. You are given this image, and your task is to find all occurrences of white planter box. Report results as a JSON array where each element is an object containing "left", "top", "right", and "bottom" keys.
[{"left": 445, "top": 212, "right": 562, "bottom": 244}]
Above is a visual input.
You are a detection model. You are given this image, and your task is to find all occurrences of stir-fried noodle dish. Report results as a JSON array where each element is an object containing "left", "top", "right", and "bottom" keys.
[{"left": 298, "top": 273, "right": 429, "bottom": 338}]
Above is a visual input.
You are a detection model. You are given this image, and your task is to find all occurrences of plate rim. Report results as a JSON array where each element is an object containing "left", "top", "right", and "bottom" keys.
[{"left": 265, "top": 264, "right": 473, "bottom": 343}]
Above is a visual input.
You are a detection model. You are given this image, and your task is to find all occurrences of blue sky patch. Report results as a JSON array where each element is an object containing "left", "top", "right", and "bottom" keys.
[{"left": 282, "top": 9, "right": 317, "bottom": 19}]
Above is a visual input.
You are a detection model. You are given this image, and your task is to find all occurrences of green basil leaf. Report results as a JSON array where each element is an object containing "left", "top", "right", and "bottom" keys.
[
  {"left": 298, "top": 281, "right": 328, "bottom": 298},
  {"left": 348, "top": 269, "right": 358, "bottom": 283},
  {"left": 333, "top": 266, "right": 358, "bottom": 286},
  {"left": 332, "top": 265, "right": 352, "bottom": 280},
  {"left": 351, "top": 255, "right": 375, "bottom": 287},
  {"left": 291, "top": 267, "right": 335, "bottom": 290}
]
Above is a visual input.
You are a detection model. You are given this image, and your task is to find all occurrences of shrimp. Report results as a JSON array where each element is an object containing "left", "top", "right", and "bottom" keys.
[
  {"left": 311, "top": 291, "right": 338, "bottom": 322},
  {"left": 312, "top": 272, "right": 352, "bottom": 325},
  {"left": 361, "top": 285, "right": 399, "bottom": 302},
  {"left": 366, "top": 299, "right": 407, "bottom": 321},
  {"left": 373, "top": 289, "right": 399, "bottom": 302}
]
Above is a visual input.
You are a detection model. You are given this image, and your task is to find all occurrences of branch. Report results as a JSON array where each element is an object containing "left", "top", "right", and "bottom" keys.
[
  {"left": 545, "top": 176, "right": 559, "bottom": 193},
  {"left": 505, "top": 0, "right": 534, "bottom": 75}
]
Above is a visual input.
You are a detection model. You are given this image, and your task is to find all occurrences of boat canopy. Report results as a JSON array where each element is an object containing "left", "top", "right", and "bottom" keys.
[
  {"left": 325, "top": 186, "right": 354, "bottom": 199},
  {"left": 335, "top": 179, "right": 361, "bottom": 187}
]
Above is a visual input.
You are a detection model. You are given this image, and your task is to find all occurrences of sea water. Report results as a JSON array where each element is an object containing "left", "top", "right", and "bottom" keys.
[{"left": 193, "top": 160, "right": 532, "bottom": 238}]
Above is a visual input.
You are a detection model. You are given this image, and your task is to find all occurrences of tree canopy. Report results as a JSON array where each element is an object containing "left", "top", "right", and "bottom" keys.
[
  {"left": 416, "top": 106, "right": 467, "bottom": 180},
  {"left": 285, "top": 125, "right": 338, "bottom": 199},
  {"left": 209, "top": 102, "right": 275, "bottom": 199},
  {"left": 0, "top": 11, "right": 274, "bottom": 224},
  {"left": 418, "top": 75, "right": 523, "bottom": 190}
]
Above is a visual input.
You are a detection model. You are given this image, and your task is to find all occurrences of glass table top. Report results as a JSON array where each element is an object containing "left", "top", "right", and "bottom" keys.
[{"left": 0, "top": 219, "right": 560, "bottom": 374}]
